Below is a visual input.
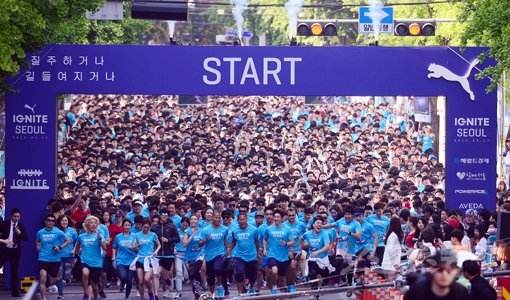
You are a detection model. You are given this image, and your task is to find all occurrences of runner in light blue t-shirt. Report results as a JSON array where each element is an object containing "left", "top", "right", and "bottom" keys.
[
  {"left": 36, "top": 215, "right": 71, "bottom": 300},
  {"left": 74, "top": 215, "right": 107, "bottom": 300},
  {"left": 134, "top": 218, "right": 161, "bottom": 300},
  {"left": 230, "top": 213, "right": 258, "bottom": 295},
  {"left": 262, "top": 210, "right": 294, "bottom": 294},
  {"left": 198, "top": 211, "right": 228, "bottom": 295},
  {"left": 112, "top": 219, "right": 137, "bottom": 300}
]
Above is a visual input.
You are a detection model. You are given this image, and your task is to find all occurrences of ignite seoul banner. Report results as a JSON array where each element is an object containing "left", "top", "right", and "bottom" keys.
[{"left": 6, "top": 45, "right": 497, "bottom": 277}]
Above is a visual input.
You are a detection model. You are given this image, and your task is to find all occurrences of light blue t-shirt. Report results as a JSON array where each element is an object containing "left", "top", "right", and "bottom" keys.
[
  {"left": 200, "top": 225, "right": 228, "bottom": 262},
  {"left": 366, "top": 214, "right": 390, "bottom": 247},
  {"left": 263, "top": 224, "right": 293, "bottom": 262},
  {"left": 175, "top": 228, "right": 186, "bottom": 253},
  {"left": 232, "top": 225, "right": 258, "bottom": 262},
  {"left": 37, "top": 227, "right": 67, "bottom": 262},
  {"left": 130, "top": 226, "right": 142, "bottom": 234},
  {"left": 60, "top": 227, "right": 78, "bottom": 258},
  {"left": 77, "top": 231, "right": 104, "bottom": 268},
  {"left": 356, "top": 221, "right": 376, "bottom": 253},
  {"left": 113, "top": 233, "right": 137, "bottom": 266},
  {"left": 284, "top": 220, "right": 306, "bottom": 253},
  {"left": 303, "top": 230, "right": 331, "bottom": 259},
  {"left": 334, "top": 218, "right": 362, "bottom": 255},
  {"left": 135, "top": 231, "right": 158, "bottom": 263},
  {"left": 170, "top": 214, "right": 182, "bottom": 228},
  {"left": 184, "top": 227, "right": 203, "bottom": 261}
]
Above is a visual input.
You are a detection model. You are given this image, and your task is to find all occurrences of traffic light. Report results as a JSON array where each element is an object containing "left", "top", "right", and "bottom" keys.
[
  {"left": 296, "top": 21, "right": 338, "bottom": 36},
  {"left": 394, "top": 22, "right": 435, "bottom": 36}
]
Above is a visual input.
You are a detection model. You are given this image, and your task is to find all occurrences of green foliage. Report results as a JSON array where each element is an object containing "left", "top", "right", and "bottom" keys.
[
  {"left": 458, "top": 0, "right": 510, "bottom": 92},
  {"left": 0, "top": 1, "right": 153, "bottom": 92}
]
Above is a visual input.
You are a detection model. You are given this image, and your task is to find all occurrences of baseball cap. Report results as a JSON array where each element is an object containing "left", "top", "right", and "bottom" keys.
[
  {"left": 255, "top": 211, "right": 265, "bottom": 218},
  {"left": 132, "top": 200, "right": 143, "bottom": 206}
]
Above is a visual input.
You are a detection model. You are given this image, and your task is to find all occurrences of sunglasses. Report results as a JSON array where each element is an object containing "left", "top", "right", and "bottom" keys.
[
  {"left": 288, "top": 214, "right": 296, "bottom": 217},
  {"left": 46, "top": 219, "right": 55, "bottom": 222}
]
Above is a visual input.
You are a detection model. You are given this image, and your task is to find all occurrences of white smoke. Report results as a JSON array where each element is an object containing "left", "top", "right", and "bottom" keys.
[
  {"left": 167, "top": 21, "right": 176, "bottom": 38},
  {"left": 230, "top": 0, "right": 249, "bottom": 40},
  {"left": 285, "top": 0, "right": 305, "bottom": 40},
  {"left": 368, "top": 0, "right": 384, "bottom": 41}
]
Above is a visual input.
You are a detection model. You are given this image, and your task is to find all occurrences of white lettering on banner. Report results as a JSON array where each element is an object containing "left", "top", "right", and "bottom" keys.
[
  {"left": 10, "top": 169, "right": 50, "bottom": 190},
  {"left": 454, "top": 189, "right": 487, "bottom": 195},
  {"left": 454, "top": 118, "right": 490, "bottom": 126},
  {"left": 47, "top": 56, "right": 57, "bottom": 66},
  {"left": 42, "top": 71, "right": 51, "bottom": 82},
  {"left": 105, "top": 72, "right": 115, "bottom": 81},
  {"left": 202, "top": 57, "right": 302, "bottom": 86},
  {"left": 25, "top": 72, "right": 35, "bottom": 82},
  {"left": 240, "top": 58, "right": 260, "bottom": 85},
  {"left": 79, "top": 56, "right": 88, "bottom": 66},
  {"left": 63, "top": 56, "right": 72, "bottom": 66},
  {"left": 264, "top": 58, "right": 281, "bottom": 85},
  {"left": 74, "top": 72, "right": 83, "bottom": 81},
  {"left": 58, "top": 72, "right": 67, "bottom": 81},
  {"left": 12, "top": 104, "right": 49, "bottom": 139},
  {"left": 453, "top": 117, "right": 491, "bottom": 142},
  {"left": 90, "top": 72, "right": 99, "bottom": 81},
  {"left": 31, "top": 56, "right": 40, "bottom": 66},
  {"left": 459, "top": 203, "right": 484, "bottom": 209}
]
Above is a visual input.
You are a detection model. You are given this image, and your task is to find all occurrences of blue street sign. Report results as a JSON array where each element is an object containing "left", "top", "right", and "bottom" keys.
[
  {"left": 242, "top": 30, "right": 253, "bottom": 39},
  {"left": 359, "top": 6, "right": 393, "bottom": 24},
  {"left": 358, "top": 6, "right": 394, "bottom": 34},
  {"left": 226, "top": 28, "right": 236, "bottom": 37}
]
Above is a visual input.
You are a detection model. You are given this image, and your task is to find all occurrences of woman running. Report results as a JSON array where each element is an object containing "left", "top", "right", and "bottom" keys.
[
  {"left": 134, "top": 218, "right": 161, "bottom": 300},
  {"left": 55, "top": 215, "right": 78, "bottom": 299},
  {"left": 112, "top": 219, "right": 137, "bottom": 300},
  {"left": 182, "top": 215, "right": 205, "bottom": 299}
]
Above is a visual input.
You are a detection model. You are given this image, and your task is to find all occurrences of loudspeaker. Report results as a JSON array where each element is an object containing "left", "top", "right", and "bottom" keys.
[
  {"left": 497, "top": 211, "right": 510, "bottom": 243},
  {"left": 132, "top": 0, "right": 188, "bottom": 21}
]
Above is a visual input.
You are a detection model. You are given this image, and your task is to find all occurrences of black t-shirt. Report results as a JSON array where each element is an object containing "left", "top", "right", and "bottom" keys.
[{"left": 404, "top": 274, "right": 470, "bottom": 300}]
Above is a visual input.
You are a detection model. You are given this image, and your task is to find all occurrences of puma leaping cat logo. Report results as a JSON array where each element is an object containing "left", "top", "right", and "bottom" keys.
[
  {"left": 427, "top": 59, "right": 479, "bottom": 101},
  {"left": 24, "top": 104, "right": 36, "bottom": 114}
]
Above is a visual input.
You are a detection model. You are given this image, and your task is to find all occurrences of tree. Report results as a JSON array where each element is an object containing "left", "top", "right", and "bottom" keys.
[
  {"left": 0, "top": 1, "right": 153, "bottom": 93},
  {"left": 0, "top": 0, "right": 106, "bottom": 90},
  {"left": 457, "top": 0, "right": 510, "bottom": 92}
]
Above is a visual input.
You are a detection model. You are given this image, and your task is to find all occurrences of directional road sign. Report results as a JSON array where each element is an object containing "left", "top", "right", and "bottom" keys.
[{"left": 358, "top": 6, "right": 394, "bottom": 34}]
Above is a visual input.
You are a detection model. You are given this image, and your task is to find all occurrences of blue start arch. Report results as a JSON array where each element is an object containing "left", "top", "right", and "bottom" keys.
[{"left": 6, "top": 45, "right": 497, "bottom": 277}]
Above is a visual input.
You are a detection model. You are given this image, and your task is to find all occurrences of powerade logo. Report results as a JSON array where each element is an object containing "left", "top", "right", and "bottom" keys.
[
  {"left": 453, "top": 117, "right": 490, "bottom": 143},
  {"left": 454, "top": 189, "right": 488, "bottom": 195}
]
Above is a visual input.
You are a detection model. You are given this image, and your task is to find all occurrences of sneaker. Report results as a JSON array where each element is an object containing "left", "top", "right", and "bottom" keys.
[
  {"left": 261, "top": 280, "right": 267, "bottom": 288},
  {"left": 57, "top": 295, "right": 65, "bottom": 299},
  {"left": 173, "top": 293, "right": 182, "bottom": 299},
  {"left": 106, "top": 282, "right": 111, "bottom": 288},
  {"left": 99, "top": 290, "right": 107, "bottom": 298},
  {"left": 271, "top": 288, "right": 278, "bottom": 295},
  {"left": 117, "top": 279, "right": 121, "bottom": 287},
  {"left": 194, "top": 291, "right": 200, "bottom": 300},
  {"left": 346, "top": 291, "right": 353, "bottom": 297}
]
